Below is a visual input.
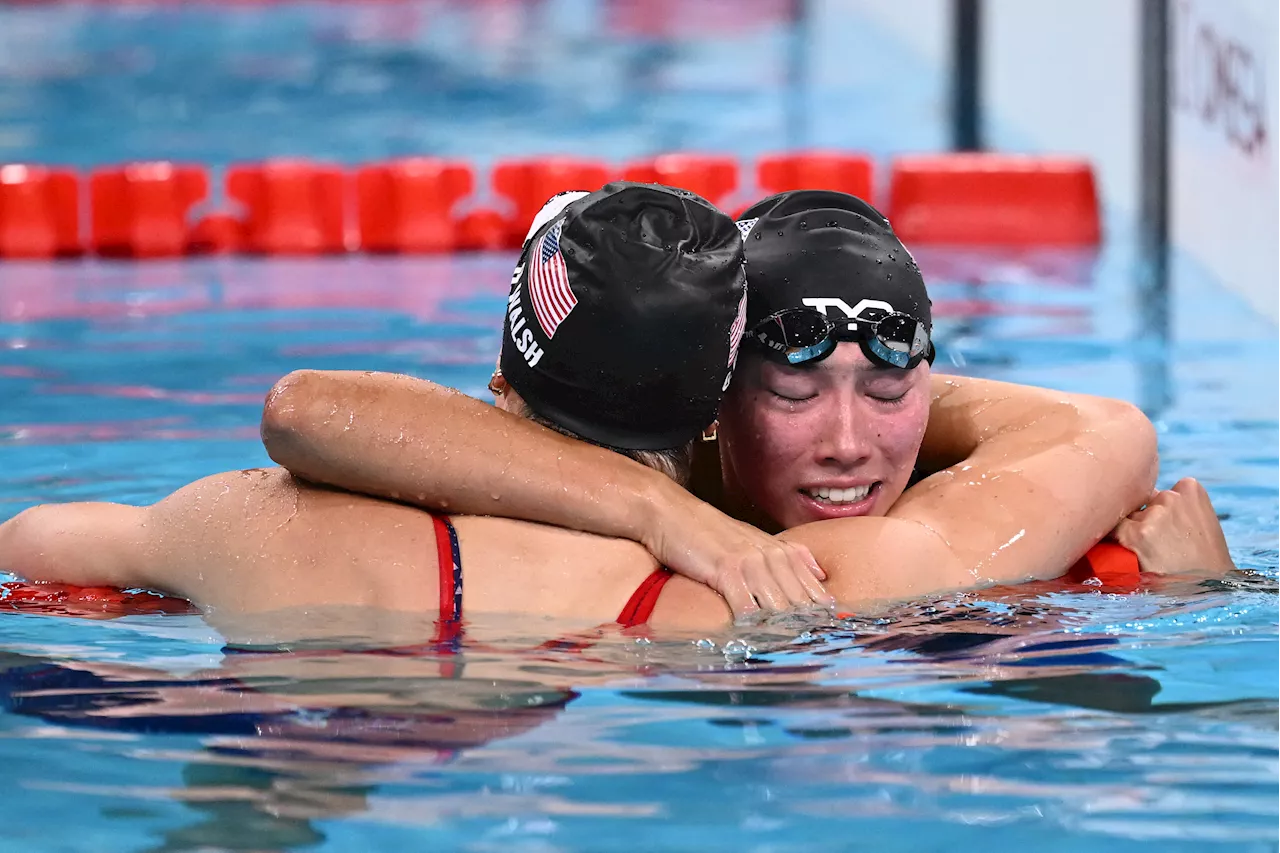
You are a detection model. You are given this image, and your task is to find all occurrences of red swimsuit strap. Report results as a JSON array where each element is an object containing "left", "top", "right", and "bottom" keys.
[
  {"left": 430, "top": 514, "right": 464, "bottom": 653},
  {"left": 616, "top": 569, "right": 673, "bottom": 628}
]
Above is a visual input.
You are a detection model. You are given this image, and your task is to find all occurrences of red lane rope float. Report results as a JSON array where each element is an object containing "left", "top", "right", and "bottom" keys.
[
  {"left": 461, "top": 156, "right": 614, "bottom": 251},
  {"left": 227, "top": 159, "right": 347, "bottom": 255},
  {"left": 90, "top": 162, "right": 208, "bottom": 259},
  {"left": 0, "top": 580, "right": 198, "bottom": 619},
  {"left": 624, "top": 152, "right": 739, "bottom": 212},
  {"left": 0, "top": 165, "right": 81, "bottom": 259},
  {"left": 0, "top": 152, "right": 1108, "bottom": 259},
  {"left": 356, "top": 158, "right": 474, "bottom": 254},
  {"left": 887, "top": 153, "right": 1102, "bottom": 246},
  {"left": 756, "top": 151, "right": 875, "bottom": 208}
]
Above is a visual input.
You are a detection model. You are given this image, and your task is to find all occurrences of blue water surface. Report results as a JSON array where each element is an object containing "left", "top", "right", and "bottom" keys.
[{"left": 0, "top": 3, "right": 1277, "bottom": 853}]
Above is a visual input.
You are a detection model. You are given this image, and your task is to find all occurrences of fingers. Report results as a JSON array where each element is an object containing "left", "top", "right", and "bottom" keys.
[
  {"left": 790, "top": 543, "right": 826, "bottom": 581},
  {"left": 1114, "top": 503, "right": 1166, "bottom": 548},
  {"left": 785, "top": 543, "right": 835, "bottom": 606},
  {"left": 769, "top": 544, "right": 835, "bottom": 608},
  {"left": 1111, "top": 516, "right": 1137, "bottom": 551},
  {"left": 1171, "top": 477, "right": 1205, "bottom": 497},
  {"left": 756, "top": 549, "right": 810, "bottom": 611},
  {"left": 1146, "top": 479, "right": 1211, "bottom": 513},
  {"left": 718, "top": 574, "right": 762, "bottom": 622},
  {"left": 731, "top": 552, "right": 792, "bottom": 614},
  {"left": 718, "top": 545, "right": 834, "bottom": 619}
]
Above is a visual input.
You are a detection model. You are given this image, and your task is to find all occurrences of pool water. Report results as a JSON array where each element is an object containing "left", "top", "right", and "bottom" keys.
[{"left": 1, "top": 3, "right": 1278, "bottom": 852}]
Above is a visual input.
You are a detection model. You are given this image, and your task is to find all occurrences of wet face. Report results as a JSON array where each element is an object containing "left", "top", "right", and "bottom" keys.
[{"left": 716, "top": 344, "right": 931, "bottom": 531}]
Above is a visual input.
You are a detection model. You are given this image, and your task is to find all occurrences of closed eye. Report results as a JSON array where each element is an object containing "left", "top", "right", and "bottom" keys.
[{"left": 769, "top": 388, "right": 816, "bottom": 403}]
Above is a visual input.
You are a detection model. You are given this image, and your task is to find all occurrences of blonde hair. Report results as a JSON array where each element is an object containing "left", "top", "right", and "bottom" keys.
[{"left": 504, "top": 394, "right": 693, "bottom": 487}]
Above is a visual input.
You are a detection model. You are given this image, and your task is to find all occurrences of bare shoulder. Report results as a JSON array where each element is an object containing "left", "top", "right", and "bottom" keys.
[
  {"left": 148, "top": 468, "right": 442, "bottom": 612},
  {"left": 777, "top": 516, "right": 965, "bottom": 606}
]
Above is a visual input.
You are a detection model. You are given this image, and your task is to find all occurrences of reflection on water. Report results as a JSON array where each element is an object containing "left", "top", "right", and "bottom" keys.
[{"left": 2, "top": 580, "right": 1276, "bottom": 851}]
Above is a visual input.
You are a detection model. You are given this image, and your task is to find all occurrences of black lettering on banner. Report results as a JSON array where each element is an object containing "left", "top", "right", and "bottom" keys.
[{"left": 1174, "top": 0, "right": 1269, "bottom": 157}]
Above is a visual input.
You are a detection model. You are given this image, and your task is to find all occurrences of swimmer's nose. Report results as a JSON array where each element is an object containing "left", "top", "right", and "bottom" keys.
[{"left": 816, "top": 398, "right": 874, "bottom": 468}]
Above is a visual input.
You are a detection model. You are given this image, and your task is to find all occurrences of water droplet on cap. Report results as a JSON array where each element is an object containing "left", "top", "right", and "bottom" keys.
[{"left": 799, "top": 220, "right": 808, "bottom": 230}]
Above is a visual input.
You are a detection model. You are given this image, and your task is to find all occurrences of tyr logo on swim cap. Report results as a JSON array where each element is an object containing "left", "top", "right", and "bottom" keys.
[
  {"left": 500, "top": 181, "right": 747, "bottom": 451},
  {"left": 738, "top": 189, "right": 932, "bottom": 339}
]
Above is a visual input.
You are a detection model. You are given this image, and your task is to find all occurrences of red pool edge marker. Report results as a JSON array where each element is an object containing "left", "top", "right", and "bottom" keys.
[{"left": 887, "top": 153, "right": 1102, "bottom": 246}]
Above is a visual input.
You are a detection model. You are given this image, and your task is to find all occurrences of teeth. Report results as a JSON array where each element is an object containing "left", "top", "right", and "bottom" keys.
[{"left": 805, "top": 485, "right": 872, "bottom": 504}]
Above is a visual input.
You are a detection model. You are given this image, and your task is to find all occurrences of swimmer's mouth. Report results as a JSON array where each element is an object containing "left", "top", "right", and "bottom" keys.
[{"left": 801, "top": 484, "right": 876, "bottom": 505}]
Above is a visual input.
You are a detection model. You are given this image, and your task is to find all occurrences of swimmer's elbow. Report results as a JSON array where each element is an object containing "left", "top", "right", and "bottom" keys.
[
  {"left": 1087, "top": 397, "right": 1159, "bottom": 499},
  {"left": 261, "top": 369, "right": 324, "bottom": 463}
]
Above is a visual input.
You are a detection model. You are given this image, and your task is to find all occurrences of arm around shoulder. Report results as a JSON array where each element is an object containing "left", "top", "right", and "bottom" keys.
[{"left": 897, "top": 377, "right": 1159, "bottom": 585}]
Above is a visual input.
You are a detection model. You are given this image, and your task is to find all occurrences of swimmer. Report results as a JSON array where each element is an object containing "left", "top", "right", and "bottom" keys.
[
  {"left": 0, "top": 186, "right": 1233, "bottom": 643},
  {"left": 259, "top": 190, "right": 1237, "bottom": 617},
  {"left": 0, "top": 183, "right": 823, "bottom": 641}
]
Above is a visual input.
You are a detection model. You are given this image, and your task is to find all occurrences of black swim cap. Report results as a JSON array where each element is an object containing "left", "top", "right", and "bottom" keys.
[
  {"left": 738, "top": 190, "right": 932, "bottom": 335},
  {"left": 500, "top": 181, "right": 747, "bottom": 451}
]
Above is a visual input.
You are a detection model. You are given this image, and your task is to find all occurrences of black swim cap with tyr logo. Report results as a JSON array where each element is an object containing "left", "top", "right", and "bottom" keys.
[
  {"left": 500, "top": 181, "right": 748, "bottom": 451},
  {"left": 737, "top": 190, "right": 934, "bottom": 369}
]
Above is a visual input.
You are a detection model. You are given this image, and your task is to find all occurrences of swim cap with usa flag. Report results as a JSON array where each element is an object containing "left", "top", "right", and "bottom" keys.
[
  {"left": 737, "top": 190, "right": 932, "bottom": 346},
  {"left": 500, "top": 181, "right": 747, "bottom": 451}
]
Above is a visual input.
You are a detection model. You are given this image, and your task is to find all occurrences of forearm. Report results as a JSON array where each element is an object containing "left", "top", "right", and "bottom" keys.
[
  {"left": 894, "top": 389, "right": 1158, "bottom": 582},
  {"left": 0, "top": 503, "right": 152, "bottom": 589},
  {"left": 260, "top": 370, "right": 675, "bottom": 542}
]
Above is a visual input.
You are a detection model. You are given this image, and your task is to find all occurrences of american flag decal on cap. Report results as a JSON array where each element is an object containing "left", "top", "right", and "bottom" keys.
[
  {"left": 728, "top": 289, "right": 747, "bottom": 365},
  {"left": 722, "top": 288, "right": 748, "bottom": 391},
  {"left": 528, "top": 220, "right": 577, "bottom": 338}
]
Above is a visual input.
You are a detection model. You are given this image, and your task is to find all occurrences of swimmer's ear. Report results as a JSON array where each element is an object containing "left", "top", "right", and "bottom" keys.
[
  {"left": 488, "top": 370, "right": 508, "bottom": 398},
  {"left": 700, "top": 421, "right": 719, "bottom": 442}
]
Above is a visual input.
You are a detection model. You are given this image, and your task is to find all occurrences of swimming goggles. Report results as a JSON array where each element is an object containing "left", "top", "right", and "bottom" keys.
[{"left": 747, "top": 306, "right": 935, "bottom": 370}]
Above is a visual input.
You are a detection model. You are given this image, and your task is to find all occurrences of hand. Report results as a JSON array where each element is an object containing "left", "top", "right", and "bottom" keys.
[
  {"left": 639, "top": 488, "right": 834, "bottom": 622},
  {"left": 1112, "top": 478, "right": 1235, "bottom": 576}
]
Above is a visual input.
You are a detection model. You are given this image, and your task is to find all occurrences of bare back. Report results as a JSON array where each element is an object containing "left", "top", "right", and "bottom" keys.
[{"left": 137, "top": 468, "right": 687, "bottom": 625}]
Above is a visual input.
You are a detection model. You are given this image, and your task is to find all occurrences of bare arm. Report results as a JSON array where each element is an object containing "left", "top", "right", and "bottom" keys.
[
  {"left": 262, "top": 370, "right": 668, "bottom": 539},
  {"left": 873, "top": 374, "right": 1158, "bottom": 587},
  {"left": 260, "top": 369, "right": 828, "bottom": 617},
  {"left": 1, "top": 503, "right": 160, "bottom": 592}
]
